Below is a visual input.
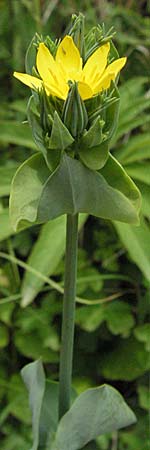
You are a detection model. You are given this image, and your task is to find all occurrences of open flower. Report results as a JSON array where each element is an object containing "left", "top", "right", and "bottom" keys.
[{"left": 14, "top": 36, "right": 126, "bottom": 101}]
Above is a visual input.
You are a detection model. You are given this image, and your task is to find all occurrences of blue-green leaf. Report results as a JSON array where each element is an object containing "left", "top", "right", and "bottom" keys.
[
  {"left": 10, "top": 153, "right": 141, "bottom": 231},
  {"left": 53, "top": 385, "right": 136, "bottom": 450},
  {"left": 21, "top": 360, "right": 45, "bottom": 450}
]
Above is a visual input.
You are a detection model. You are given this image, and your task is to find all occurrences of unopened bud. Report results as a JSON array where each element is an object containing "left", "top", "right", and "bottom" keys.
[{"left": 62, "top": 82, "right": 88, "bottom": 138}]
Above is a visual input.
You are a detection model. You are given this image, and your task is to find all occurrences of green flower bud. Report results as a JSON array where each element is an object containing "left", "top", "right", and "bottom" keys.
[
  {"left": 69, "top": 13, "right": 85, "bottom": 60},
  {"left": 62, "top": 82, "right": 88, "bottom": 139}
]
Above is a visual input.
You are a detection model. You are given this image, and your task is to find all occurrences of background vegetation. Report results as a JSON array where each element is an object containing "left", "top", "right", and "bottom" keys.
[{"left": 0, "top": 1, "right": 150, "bottom": 449}]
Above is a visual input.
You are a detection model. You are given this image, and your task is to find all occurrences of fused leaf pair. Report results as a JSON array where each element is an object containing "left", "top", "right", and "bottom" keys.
[
  {"left": 10, "top": 150, "right": 141, "bottom": 232},
  {"left": 22, "top": 360, "right": 136, "bottom": 450}
]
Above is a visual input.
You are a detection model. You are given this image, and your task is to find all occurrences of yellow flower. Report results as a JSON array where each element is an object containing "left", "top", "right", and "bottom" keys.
[{"left": 14, "top": 36, "right": 126, "bottom": 101}]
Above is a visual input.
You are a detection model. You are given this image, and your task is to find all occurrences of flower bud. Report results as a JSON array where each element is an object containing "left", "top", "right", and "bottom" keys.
[
  {"left": 62, "top": 82, "right": 88, "bottom": 138},
  {"left": 69, "top": 13, "right": 85, "bottom": 60}
]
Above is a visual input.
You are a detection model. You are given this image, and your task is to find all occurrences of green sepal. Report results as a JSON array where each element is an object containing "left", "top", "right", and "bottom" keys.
[
  {"left": 48, "top": 111, "right": 74, "bottom": 150},
  {"left": 69, "top": 13, "right": 85, "bottom": 59},
  {"left": 78, "top": 116, "right": 109, "bottom": 170},
  {"left": 63, "top": 82, "right": 88, "bottom": 138},
  {"left": 27, "top": 96, "right": 47, "bottom": 158},
  {"left": 27, "top": 96, "right": 61, "bottom": 171},
  {"left": 10, "top": 152, "right": 141, "bottom": 231},
  {"left": 79, "top": 115, "right": 104, "bottom": 148},
  {"left": 102, "top": 83, "right": 120, "bottom": 139},
  {"left": 25, "top": 33, "right": 38, "bottom": 75}
]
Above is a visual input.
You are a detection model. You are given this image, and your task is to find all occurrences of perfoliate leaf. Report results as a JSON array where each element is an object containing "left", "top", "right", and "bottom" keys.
[
  {"left": 9, "top": 154, "right": 50, "bottom": 231},
  {"left": 78, "top": 116, "right": 109, "bottom": 170},
  {"left": 53, "top": 385, "right": 136, "bottom": 450},
  {"left": 101, "top": 153, "right": 141, "bottom": 212},
  {"left": 21, "top": 360, "right": 45, "bottom": 450},
  {"left": 79, "top": 139, "right": 109, "bottom": 170},
  {"left": 10, "top": 152, "right": 141, "bottom": 231}
]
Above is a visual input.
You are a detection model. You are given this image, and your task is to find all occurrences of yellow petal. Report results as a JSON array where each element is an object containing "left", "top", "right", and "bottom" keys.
[
  {"left": 37, "top": 43, "right": 67, "bottom": 97},
  {"left": 56, "top": 36, "right": 82, "bottom": 78},
  {"left": 78, "top": 81, "right": 93, "bottom": 100},
  {"left": 93, "top": 57, "right": 127, "bottom": 93},
  {"left": 44, "top": 81, "right": 68, "bottom": 100},
  {"left": 37, "top": 43, "right": 57, "bottom": 83},
  {"left": 104, "top": 57, "right": 127, "bottom": 78},
  {"left": 13, "top": 72, "right": 42, "bottom": 90},
  {"left": 82, "top": 42, "right": 110, "bottom": 84}
]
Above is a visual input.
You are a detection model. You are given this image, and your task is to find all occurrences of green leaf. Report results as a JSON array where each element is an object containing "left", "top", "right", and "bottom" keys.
[
  {"left": 0, "top": 208, "right": 14, "bottom": 241},
  {"left": 115, "top": 133, "right": 150, "bottom": 165},
  {"left": 9, "top": 154, "right": 50, "bottom": 231},
  {"left": 0, "top": 164, "right": 19, "bottom": 197},
  {"left": 37, "top": 154, "right": 140, "bottom": 224},
  {"left": 21, "top": 361, "right": 76, "bottom": 450},
  {"left": 53, "top": 385, "right": 136, "bottom": 450},
  {"left": 7, "top": 374, "right": 31, "bottom": 425},
  {"left": 100, "top": 153, "right": 141, "bottom": 212},
  {"left": 135, "top": 181, "right": 150, "bottom": 218},
  {"left": 104, "top": 301, "right": 135, "bottom": 336},
  {"left": 10, "top": 153, "right": 140, "bottom": 231},
  {"left": 38, "top": 380, "right": 59, "bottom": 449},
  {"left": 134, "top": 324, "right": 150, "bottom": 351},
  {"left": 21, "top": 214, "right": 87, "bottom": 307},
  {"left": 0, "top": 120, "right": 36, "bottom": 149},
  {"left": 137, "top": 385, "right": 150, "bottom": 410},
  {"left": 76, "top": 304, "right": 105, "bottom": 332},
  {"left": 15, "top": 331, "right": 58, "bottom": 363},
  {"left": 79, "top": 139, "right": 109, "bottom": 171},
  {"left": 101, "top": 337, "right": 150, "bottom": 381},
  {"left": 49, "top": 111, "right": 74, "bottom": 150},
  {"left": 21, "top": 360, "right": 45, "bottom": 450},
  {"left": 0, "top": 324, "right": 9, "bottom": 348},
  {"left": 125, "top": 163, "right": 150, "bottom": 186},
  {"left": 114, "top": 220, "right": 150, "bottom": 281},
  {"left": 78, "top": 116, "right": 109, "bottom": 170}
]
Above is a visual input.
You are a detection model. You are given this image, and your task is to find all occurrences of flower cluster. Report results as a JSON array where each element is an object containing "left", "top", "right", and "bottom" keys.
[
  {"left": 13, "top": 17, "right": 127, "bottom": 172},
  {"left": 14, "top": 35, "right": 126, "bottom": 101}
]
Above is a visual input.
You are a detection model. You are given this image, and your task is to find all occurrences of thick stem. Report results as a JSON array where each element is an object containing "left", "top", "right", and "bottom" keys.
[{"left": 59, "top": 213, "right": 78, "bottom": 419}]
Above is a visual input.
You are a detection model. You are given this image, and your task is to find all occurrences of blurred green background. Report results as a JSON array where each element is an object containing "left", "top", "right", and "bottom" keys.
[{"left": 0, "top": 1, "right": 150, "bottom": 449}]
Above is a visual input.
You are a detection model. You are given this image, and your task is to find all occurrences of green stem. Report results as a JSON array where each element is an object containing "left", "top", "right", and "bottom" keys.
[{"left": 59, "top": 213, "right": 79, "bottom": 419}]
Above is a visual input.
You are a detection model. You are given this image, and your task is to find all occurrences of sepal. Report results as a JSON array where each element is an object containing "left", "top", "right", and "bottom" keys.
[
  {"left": 69, "top": 13, "right": 85, "bottom": 59},
  {"left": 62, "top": 82, "right": 88, "bottom": 138},
  {"left": 48, "top": 111, "right": 74, "bottom": 150}
]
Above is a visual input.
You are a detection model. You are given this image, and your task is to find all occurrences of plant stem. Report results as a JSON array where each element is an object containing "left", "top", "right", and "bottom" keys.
[{"left": 59, "top": 213, "right": 79, "bottom": 419}]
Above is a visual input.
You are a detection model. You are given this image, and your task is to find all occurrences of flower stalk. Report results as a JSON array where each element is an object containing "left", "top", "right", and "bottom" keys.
[{"left": 59, "top": 213, "right": 79, "bottom": 419}]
